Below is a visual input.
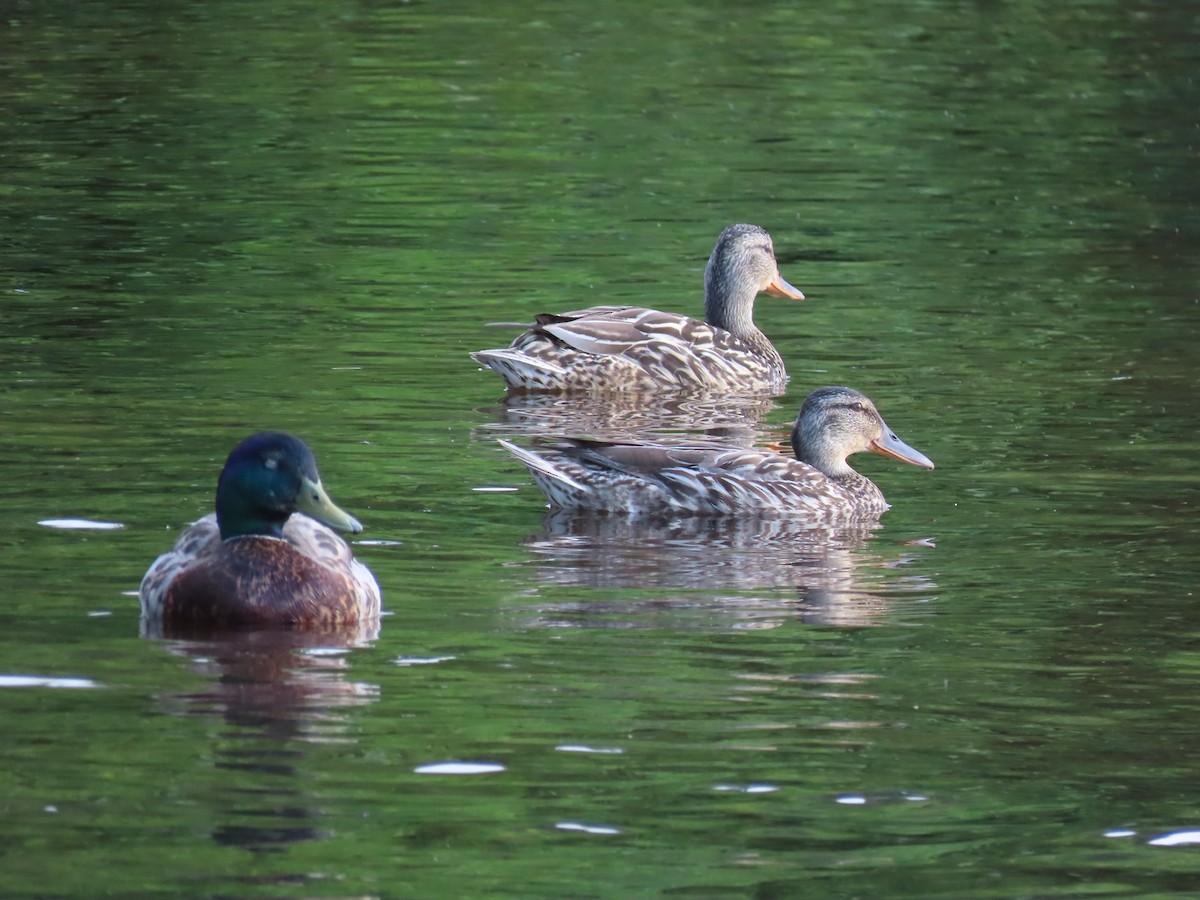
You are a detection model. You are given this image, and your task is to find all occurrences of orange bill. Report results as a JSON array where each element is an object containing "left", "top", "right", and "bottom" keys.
[{"left": 765, "top": 273, "right": 805, "bottom": 300}]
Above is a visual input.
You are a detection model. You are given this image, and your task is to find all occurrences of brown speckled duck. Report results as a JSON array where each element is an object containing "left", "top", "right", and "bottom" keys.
[
  {"left": 139, "top": 432, "right": 381, "bottom": 628},
  {"left": 499, "top": 387, "right": 933, "bottom": 523},
  {"left": 471, "top": 224, "right": 805, "bottom": 393}
]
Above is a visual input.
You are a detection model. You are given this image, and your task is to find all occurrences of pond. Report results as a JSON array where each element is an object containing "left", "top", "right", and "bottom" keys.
[{"left": 3, "top": 1, "right": 1199, "bottom": 897}]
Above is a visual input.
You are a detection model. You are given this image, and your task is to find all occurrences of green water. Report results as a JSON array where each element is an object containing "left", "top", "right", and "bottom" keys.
[{"left": 3, "top": 1, "right": 1199, "bottom": 897}]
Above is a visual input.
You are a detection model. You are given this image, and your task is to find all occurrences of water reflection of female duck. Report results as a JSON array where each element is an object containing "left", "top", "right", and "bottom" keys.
[
  {"left": 477, "top": 389, "right": 777, "bottom": 445},
  {"left": 139, "top": 432, "right": 381, "bottom": 630},
  {"left": 517, "top": 515, "right": 937, "bottom": 628},
  {"left": 499, "top": 387, "right": 934, "bottom": 524},
  {"left": 526, "top": 514, "right": 884, "bottom": 588},
  {"left": 471, "top": 224, "right": 805, "bottom": 393}
]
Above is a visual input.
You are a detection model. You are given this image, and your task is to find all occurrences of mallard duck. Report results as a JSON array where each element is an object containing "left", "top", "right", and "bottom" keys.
[
  {"left": 139, "top": 432, "right": 382, "bottom": 628},
  {"left": 471, "top": 223, "right": 804, "bottom": 393},
  {"left": 498, "top": 386, "right": 933, "bottom": 522}
]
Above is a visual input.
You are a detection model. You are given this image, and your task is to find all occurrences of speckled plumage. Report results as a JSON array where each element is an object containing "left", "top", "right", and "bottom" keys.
[
  {"left": 140, "top": 513, "right": 381, "bottom": 627},
  {"left": 139, "top": 432, "right": 381, "bottom": 629},
  {"left": 472, "top": 224, "right": 804, "bottom": 393},
  {"left": 500, "top": 387, "right": 934, "bottom": 523}
]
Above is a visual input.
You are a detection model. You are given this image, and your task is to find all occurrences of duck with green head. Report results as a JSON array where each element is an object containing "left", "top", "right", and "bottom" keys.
[{"left": 139, "top": 432, "right": 382, "bottom": 628}]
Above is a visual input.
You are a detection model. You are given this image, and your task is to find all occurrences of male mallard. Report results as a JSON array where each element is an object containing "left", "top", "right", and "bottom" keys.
[
  {"left": 498, "top": 387, "right": 933, "bottom": 523},
  {"left": 139, "top": 432, "right": 381, "bottom": 628},
  {"left": 471, "top": 224, "right": 804, "bottom": 393}
]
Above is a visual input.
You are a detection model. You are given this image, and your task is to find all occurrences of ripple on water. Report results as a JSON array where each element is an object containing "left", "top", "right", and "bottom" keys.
[
  {"left": 414, "top": 761, "right": 506, "bottom": 775},
  {"left": 0, "top": 675, "right": 100, "bottom": 689},
  {"left": 38, "top": 518, "right": 124, "bottom": 531}
]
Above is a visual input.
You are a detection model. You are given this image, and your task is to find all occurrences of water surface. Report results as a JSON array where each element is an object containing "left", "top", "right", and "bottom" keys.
[{"left": 3, "top": 1, "right": 1199, "bottom": 898}]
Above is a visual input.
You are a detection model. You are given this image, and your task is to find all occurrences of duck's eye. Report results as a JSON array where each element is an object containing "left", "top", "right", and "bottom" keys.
[{"left": 850, "top": 401, "right": 865, "bottom": 412}]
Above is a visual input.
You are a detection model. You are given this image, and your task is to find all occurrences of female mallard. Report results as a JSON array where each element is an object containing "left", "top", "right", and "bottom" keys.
[
  {"left": 498, "top": 387, "right": 934, "bottom": 523},
  {"left": 471, "top": 224, "right": 805, "bottom": 393},
  {"left": 139, "top": 432, "right": 382, "bottom": 628}
]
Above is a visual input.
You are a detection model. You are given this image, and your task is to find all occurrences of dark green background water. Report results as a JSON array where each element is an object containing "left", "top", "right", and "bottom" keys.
[{"left": 3, "top": 1, "right": 1199, "bottom": 897}]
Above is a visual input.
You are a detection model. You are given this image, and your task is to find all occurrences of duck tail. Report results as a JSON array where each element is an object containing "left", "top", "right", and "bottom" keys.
[
  {"left": 471, "top": 350, "right": 567, "bottom": 390},
  {"left": 498, "top": 439, "right": 588, "bottom": 507}
]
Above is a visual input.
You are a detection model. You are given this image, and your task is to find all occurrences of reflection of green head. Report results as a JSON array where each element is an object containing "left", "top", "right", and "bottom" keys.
[{"left": 214, "top": 432, "right": 363, "bottom": 540}]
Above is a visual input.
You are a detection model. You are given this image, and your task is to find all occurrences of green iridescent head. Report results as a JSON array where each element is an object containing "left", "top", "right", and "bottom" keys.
[{"left": 214, "top": 432, "right": 363, "bottom": 540}]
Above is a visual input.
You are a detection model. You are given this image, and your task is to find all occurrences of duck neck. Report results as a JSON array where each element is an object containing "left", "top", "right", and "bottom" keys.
[
  {"left": 793, "top": 418, "right": 846, "bottom": 477},
  {"left": 704, "top": 258, "right": 761, "bottom": 342},
  {"left": 215, "top": 482, "right": 289, "bottom": 541},
  {"left": 793, "top": 434, "right": 884, "bottom": 506}
]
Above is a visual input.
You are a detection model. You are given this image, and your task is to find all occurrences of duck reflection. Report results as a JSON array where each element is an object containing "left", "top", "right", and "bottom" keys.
[
  {"left": 476, "top": 390, "right": 779, "bottom": 445},
  {"left": 516, "top": 512, "right": 936, "bottom": 628},
  {"left": 143, "top": 622, "right": 380, "bottom": 857}
]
